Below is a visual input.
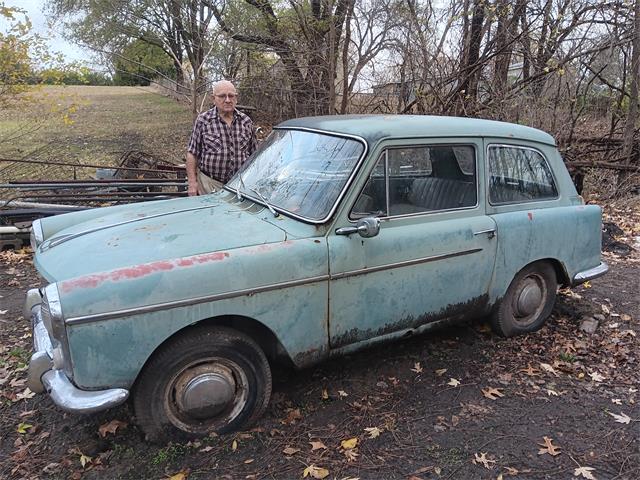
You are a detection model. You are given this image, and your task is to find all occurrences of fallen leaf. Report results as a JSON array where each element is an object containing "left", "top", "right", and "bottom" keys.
[
  {"left": 309, "top": 440, "right": 327, "bottom": 451},
  {"left": 244, "top": 459, "right": 254, "bottom": 464},
  {"left": 607, "top": 411, "right": 631, "bottom": 424},
  {"left": 282, "top": 446, "right": 300, "bottom": 455},
  {"left": 505, "top": 467, "right": 519, "bottom": 475},
  {"left": 344, "top": 449, "right": 359, "bottom": 462},
  {"left": 434, "top": 466, "right": 442, "bottom": 474},
  {"left": 303, "top": 465, "right": 329, "bottom": 479},
  {"left": 168, "top": 472, "right": 188, "bottom": 480},
  {"left": 588, "top": 371, "right": 605, "bottom": 383},
  {"left": 79, "top": 454, "right": 92, "bottom": 468},
  {"left": 472, "top": 452, "right": 496, "bottom": 469},
  {"left": 547, "top": 389, "right": 559, "bottom": 396},
  {"left": 321, "top": 388, "right": 329, "bottom": 400},
  {"left": 0, "top": 310, "right": 7, "bottom": 315},
  {"left": 341, "top": 437, "right": 358, "bottom": 449},
  {"left": 537, "top": 436, "right": 561, "bottom": 456},
  {"left": 540, "top": 363, "right": 560, "bottom": 377},
  {"left": 435, "top": 368, "right": 447, "bottom": 376},
  {"left": 601, "top": 304, "right": 610, "bottom": 315},
  {"left": 611, "top": 399, "right": 622, "bottom": 405},
  {"left": 574, "top": 466, "right": 597, "bottom": 479},
  {"left": 520, "top": 365, "right": 540, "bottom": 376},
  {"left": 98, "top": 419, "right": 127, "bottom": 437},
  {"left": 338, "top": 390, "right": 348, "bottom": 398},
  {"left": 411, "top": 362, "right": 423, "bottom": 373},
  {"left": 411, "top": 466, "right": 434, "bottom": 475},
  {"left": 282, "top": 408, "right": 302, "bottom": 425},
  {"left": 582, "top": 281, "right": 591, "bottom": 288},
  {"left": 364, "top": 426, "right": 382, "bottom": 438},
  {"left": 621, "top": 314, "right": 632, "bottom": 322},
  {"left": 16, "top": 423, "right": 32, "bottom": 434},
  {"left": 199, "top": 446, "right": 214, "bottom": 453},
  {"left": 15, "top": 388, "right": 35, "bottom": 401},
  {"left": 448, "top": 378, "right": 461, "bottom": 387},
  {"left": 482, "top": 387, "right": 504, "bottom": 400},
  {"left": 232, "top": 440, "right": 238, "bottom": 451}
]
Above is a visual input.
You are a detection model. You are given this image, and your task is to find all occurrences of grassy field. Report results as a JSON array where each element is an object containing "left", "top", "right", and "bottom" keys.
[{"left": 0, "top": 86, "right": 194, "bottom": 181}]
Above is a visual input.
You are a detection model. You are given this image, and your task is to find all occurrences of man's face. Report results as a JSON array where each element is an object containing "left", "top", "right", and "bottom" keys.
[{"left": 213, "top": 83, "right": 237, "bottom": 115}]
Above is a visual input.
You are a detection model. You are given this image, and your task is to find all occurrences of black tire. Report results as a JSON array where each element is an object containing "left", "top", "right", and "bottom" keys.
[
  {"left": 133, "top": 326, "right": 271, "bottom": 443},
  {"left": 491, "top": 261, "right": 557, "bottom": 337}
]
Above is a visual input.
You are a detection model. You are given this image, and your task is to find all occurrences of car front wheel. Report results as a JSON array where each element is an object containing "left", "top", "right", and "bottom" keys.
[
  {"left": 491, "top": 261, "right": 557, "bottom": 337},
  {"left": 133, "top": 326, "right": 271, "bottom": 443}
]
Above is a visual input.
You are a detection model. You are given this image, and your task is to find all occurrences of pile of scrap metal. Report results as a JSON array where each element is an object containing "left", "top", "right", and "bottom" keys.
[{"left": 0, "top": 151, "right": 187, "bottom": 250}]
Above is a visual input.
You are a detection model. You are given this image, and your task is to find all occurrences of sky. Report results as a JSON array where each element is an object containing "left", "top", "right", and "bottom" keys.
[{"left": 3, "top": 0, "right": 92, "bottom": 63}]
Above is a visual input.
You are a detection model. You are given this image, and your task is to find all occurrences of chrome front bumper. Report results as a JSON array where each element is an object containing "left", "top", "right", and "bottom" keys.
[
  {"left": 572, "top": 262, "right": 609, "bottom": 286},
  {"left": 26, "top": 289, "right": 129, "bottom": 414}
]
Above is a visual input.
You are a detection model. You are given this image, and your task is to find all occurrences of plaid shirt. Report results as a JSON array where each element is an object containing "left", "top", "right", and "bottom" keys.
[{"left": 187, "top": 107, "right": 257, "bottom": 183}]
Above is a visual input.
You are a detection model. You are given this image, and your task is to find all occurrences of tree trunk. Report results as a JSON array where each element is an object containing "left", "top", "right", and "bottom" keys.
[{"left": 619, "top": 0, "right": 640, "bottom": 189}]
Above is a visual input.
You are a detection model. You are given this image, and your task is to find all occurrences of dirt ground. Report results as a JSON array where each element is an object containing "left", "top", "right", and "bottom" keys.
[{"left": 0, "top": 202, "right": 638, "bottom": 480}]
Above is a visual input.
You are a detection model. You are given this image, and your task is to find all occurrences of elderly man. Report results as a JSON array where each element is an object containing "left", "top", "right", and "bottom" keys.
[{"left": 186, "top": 80, "right": 257, "bottom": 195}]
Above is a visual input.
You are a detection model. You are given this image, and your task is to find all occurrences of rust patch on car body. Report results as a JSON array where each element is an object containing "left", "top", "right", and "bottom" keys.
[
  {"left": 60, "top": 251, "right": 230, "bottom": 293},
  {"left": 331, "top": 294, "right": 490, "bottom": 349},
  {"left": 528, "top": 212, "right": 533, "bottom": 220},
  {"left": 292, "top": 345, "right": 328, "bottom": 368}
]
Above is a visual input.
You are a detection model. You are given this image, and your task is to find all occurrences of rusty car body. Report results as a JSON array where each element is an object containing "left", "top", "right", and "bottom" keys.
[{"left": 25, "top": 115, "right": 607, "bottom": 441}]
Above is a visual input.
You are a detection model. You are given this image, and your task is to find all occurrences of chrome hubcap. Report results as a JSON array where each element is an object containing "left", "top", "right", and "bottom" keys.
[
  {"left": 514, "top": 277, "right": 543, "bottom": 317},
  {"left": 174, "top": 365, "right": 236, "bottom": 419}
]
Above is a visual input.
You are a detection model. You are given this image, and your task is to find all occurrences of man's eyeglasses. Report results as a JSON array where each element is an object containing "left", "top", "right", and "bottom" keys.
[{"left": 215, "top": 93, "right": 237, "bottom": 100}]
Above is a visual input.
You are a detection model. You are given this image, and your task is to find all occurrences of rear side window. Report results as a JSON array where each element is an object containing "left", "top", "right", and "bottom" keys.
[{"left": 488, "top": 146, "right": 558, "bottom": 204}]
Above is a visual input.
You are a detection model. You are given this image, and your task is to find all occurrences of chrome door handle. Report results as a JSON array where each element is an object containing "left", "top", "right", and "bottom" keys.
[{"left": 473, "top": 228, "right": 496, "bottom": 239}]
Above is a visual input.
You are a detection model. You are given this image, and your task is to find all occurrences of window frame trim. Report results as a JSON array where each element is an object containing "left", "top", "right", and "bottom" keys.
[{"left": 485, "top": 143, "right": 560, "bottom": 206}]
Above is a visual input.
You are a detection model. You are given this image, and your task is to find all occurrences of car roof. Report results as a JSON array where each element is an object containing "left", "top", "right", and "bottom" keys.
[{"left": 277, "top": 115, "right": 556, "bottom": 146}]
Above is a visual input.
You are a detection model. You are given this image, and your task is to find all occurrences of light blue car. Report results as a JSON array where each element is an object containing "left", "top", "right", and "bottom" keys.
[{"left": 25, "top": 115, "right": 607, "bottom": 442}]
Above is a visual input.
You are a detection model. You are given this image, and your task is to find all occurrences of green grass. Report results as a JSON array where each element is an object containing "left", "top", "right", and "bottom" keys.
[{"left": 0, "top": 86, "right": 194, "bottom": 182}]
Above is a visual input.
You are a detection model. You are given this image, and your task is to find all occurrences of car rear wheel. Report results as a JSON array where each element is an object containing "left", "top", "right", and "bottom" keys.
[
  {"left": 133, "top": 326, "right": 271, "bottom": 443},
  {"left": 491, "top": 261, "right": 557, "bottom": 337}
]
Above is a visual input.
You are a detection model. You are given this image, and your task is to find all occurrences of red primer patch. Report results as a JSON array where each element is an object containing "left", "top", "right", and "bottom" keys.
[
  {"left": 527, "top": 212, "right": 533, "bottom": 220},
  {"left": 60, "top": 251, "right": 229, "bottom": 293}
]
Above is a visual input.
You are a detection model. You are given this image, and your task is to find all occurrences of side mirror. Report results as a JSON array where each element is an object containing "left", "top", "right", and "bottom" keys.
[{"left": 335, "top": 217, "right": 381, "bottom": 238}]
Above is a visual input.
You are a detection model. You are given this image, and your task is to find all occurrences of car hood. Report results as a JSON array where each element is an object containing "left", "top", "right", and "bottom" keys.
[{"left": 35, "top": 195, "right": 288, "bottom": 282}]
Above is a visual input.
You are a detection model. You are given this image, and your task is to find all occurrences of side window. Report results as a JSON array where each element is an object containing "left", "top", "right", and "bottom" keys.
[
  {"left": 351, "top": 145, "right": 477, "bottom": 218},
  {"left": 488, "top": 146, "right": 558, "bottom": 204}
]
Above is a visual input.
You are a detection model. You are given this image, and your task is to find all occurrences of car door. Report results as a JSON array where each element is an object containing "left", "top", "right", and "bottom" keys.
[{"left": 327, "top": 140, "right": 498, "bottom": 349}]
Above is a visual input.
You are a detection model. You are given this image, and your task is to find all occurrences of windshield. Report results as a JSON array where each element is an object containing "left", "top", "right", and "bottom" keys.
[{"left": 227, "top": 129, "right": 365, "bottom": 221}]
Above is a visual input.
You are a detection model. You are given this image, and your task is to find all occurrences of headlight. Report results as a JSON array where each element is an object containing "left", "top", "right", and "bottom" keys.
[
  {"left": 30, "top": 219, "right": 44, "bottom": 250},
  {"left": 42, "top": 284, "right": 73, "bottom": 378}
]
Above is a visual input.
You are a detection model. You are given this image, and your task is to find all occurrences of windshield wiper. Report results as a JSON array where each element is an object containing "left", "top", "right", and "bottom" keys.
[{"left": 250, "top": 188, "right": 279, "bottom": 217}]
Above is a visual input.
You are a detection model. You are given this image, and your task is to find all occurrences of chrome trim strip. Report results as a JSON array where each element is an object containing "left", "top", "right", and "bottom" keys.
[
  {"left": 226, "top": 127, "right": 369, "bottom": 225},
  {"left": 24, "top": 288, "right": 42, "bottom": 319},
  {"left": 44, "top": 284, "right": 73, "bottom": 378},
  {"left": 330, "top": 248, "right": 483, "bottom": 281},
  {"left": 572, "top": 262, "right": 609, "bottom": 285},
  {"left": 66, "top": 274, "right": 332, "bottom": 325},
  {"left": 40, "top": 203, "right": 217, "bottom": 251},
  {"left": 31, "top": 219, "right": 44, "bottom": 249},
  {"left": 473, "top": 228, "right": 496, "bottom": 236}
]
